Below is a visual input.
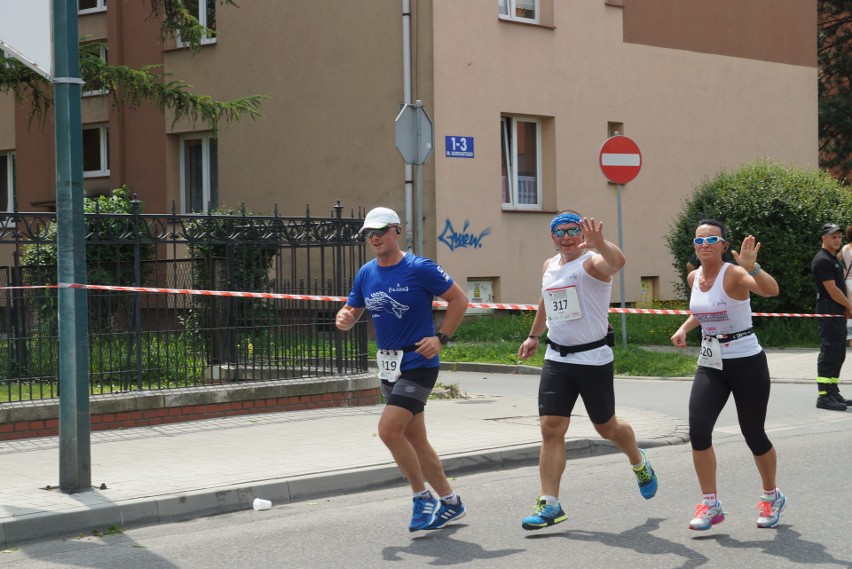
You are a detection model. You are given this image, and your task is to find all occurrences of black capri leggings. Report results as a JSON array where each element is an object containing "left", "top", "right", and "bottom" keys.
[{"left": 689, "top": 350, "right": 773, "bottom": 456}]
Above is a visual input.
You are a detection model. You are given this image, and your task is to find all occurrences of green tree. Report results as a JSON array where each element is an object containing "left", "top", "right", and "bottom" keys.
[
  {"left": 819, "top": 0, "right": 852, "bottom": 183},
  {"left": 665, "top": 160, "right": 852, "bottom": 313},
  {"left": 21, "top": 187, "right": 156, "bottom": 331},
  {"left": 0, "top": 0, "right": 266, "bottom": 130}
]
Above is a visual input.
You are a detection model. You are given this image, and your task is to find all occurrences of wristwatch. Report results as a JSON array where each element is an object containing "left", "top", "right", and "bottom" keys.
[{"left": 437, "top": 332, "right": 450, "bottom": 346}]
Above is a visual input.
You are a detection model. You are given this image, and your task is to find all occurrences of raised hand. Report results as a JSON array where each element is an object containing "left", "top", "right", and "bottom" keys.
[
  {"left": 578, "top": 217, "right": 605, "bottom": 251},
  {"left": 730, "top": 234, "right": 761, "bottom": 273}
]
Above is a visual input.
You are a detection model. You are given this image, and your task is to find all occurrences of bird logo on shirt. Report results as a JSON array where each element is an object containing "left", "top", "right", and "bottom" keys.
[{"left": 366, "top": 291, "right": 410, "bottom": 319}]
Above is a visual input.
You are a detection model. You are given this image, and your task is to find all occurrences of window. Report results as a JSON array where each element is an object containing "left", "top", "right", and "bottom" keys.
[
  {"left": 78, "top": 0, "right": 107, "bottom": 14},
  {"left": 83, "top": 43, "right": 108, "bottom": 97},
  {"left": 178, "top": 0, "right": 217, "bottom": 47},
  {"left": 499, "top": 0, "right": 538, "bottom": 23},
  {"left": 180, "top": 134, "right": 218, "bottom": 213},
  {"left": 501, "top": 116, "right": 541, "bottom": 210},
  {"left": 82, "top": 124, "right": 110, "bottom": 177},
  {"left": 0, "top": 152, "right": 15, "bottom": 218},
  {"left": 608, "top": 122, "right": 624, "bottom": 138}
]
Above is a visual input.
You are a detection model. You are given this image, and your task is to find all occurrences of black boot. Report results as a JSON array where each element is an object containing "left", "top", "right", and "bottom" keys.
[
  {"left": 817, "top": 383, "right": 848, "bottom": 411},
  {"left": 830, "top": 384, "right": 852, "bottom": 406}
]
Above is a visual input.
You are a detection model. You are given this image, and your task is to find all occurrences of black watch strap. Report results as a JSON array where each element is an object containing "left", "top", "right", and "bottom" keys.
[{"left": 437, "top": 333, "right": 450, "bottom": 345}]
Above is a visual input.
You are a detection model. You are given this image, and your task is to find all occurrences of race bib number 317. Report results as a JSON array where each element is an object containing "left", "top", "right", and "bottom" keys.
[{"left": 544, "top": 285, "right": 582, "bottom": 322}]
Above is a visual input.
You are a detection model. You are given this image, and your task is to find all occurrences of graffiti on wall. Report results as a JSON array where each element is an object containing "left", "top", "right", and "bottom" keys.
[{"left": 438, "top": 218, "right": 491, "bottom": 252}]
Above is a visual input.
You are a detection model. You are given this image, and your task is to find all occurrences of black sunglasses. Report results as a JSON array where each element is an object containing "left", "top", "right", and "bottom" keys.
[{"left": 365, "top": 225, "right": 397, "bottom": 239}]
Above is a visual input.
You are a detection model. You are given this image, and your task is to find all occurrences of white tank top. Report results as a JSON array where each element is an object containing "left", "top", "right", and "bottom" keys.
[
  {"left": 542, "top": 252, "right": 613, "bottom": 365},
  {"left": 842, "top": 245, "right": 852, "bottom": 271},
  {"left": 842, "top": 246, "right": 852, "bottom": 293},
  {"left": 690, "top": 263, "right": 761, "bottom": 359}
]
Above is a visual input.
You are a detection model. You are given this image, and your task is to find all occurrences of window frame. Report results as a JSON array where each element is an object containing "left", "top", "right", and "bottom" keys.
[
  {"left": 177, "top": 0, "right": 217, "bottom": 48},
  {"left": 501, "top": 116, "right": 542, "bottom": 211},
  {"left": 78, "top": 0, "right": 107, "bottom": 15},
  {"left": 179, "top": 133, "right": 218, "bottom": 214},
  {"left": 498, "top": 0, "right": 540, "bottom": 24},
  {"left": 0, "top": 151, "right": 15, "bottom": 224},
  {"left": 82, "top": 124, "right": 110, "bottom": 178}
]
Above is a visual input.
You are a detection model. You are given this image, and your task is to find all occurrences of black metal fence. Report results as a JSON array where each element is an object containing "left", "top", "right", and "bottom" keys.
[{"left": 0, "top": 201, "right": 370, "bottom": 402}]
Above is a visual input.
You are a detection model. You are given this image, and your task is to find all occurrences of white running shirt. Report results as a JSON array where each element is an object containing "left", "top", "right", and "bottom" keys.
[
  {"left": 542, "top": 252, "right": 613, "bottom": 365},
  {"left": 690, "top": 263, "right": 761, "bottom": 359}
]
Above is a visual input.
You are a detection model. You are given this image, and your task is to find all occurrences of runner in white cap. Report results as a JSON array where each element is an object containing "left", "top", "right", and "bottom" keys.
[{"left": 336, "top": 207, "right": 469, "bottom": 532}]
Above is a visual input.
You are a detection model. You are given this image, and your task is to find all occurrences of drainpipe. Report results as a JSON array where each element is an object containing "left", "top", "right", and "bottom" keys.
[{"left": 402, "top": 0, "right": 414, "bottom": 252}]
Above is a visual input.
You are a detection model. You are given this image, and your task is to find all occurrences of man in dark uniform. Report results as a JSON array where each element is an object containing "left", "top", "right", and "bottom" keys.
[{"left": 811, "top": 223, "right": 852, "bottom": 411}]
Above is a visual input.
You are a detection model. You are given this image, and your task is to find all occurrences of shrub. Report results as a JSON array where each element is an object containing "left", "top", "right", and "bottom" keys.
[
  {"left": 665, "top": 160, "right": 852, "bottom": 313},
  {"left": 182, "top": 206, "right": 282, "bottom": 364},
  {"left": 21, "top": 187, "right": 155, "bottom": 330},
  {"left": 22, "top": 186, "right": 152, "bottom": 279}
]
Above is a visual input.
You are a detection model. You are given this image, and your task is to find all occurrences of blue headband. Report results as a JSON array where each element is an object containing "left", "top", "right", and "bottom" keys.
[{"left": 550, "top": 213, "right": 582, "bottom": 234}]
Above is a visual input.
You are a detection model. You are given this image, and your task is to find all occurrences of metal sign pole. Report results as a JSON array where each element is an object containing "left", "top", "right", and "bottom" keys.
[
  {"left": 599, "top": 135, "right": 640, "bottom": 349},
  {"left": 616, "top": 184, "right": 627, "bottom": 348},
  {"left": 394, "top": 100, "right": 432, "bottom": 256},
  {"left": 415, "top": 100, "right": 424, "bottom": 255},
  {"left": 416, "top": 163, "right": 424, "bottom": 255}
]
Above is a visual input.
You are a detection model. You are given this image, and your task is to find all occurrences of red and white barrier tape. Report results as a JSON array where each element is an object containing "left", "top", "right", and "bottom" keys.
[
  {"left": 59, "top": 282, "right": 348, "bottom": 303},
  {"left": 0, "top": 282, "right": 842, "bottom": 318}
]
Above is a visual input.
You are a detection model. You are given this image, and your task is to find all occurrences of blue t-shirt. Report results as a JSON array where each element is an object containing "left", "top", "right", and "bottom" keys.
[{"left": 347, "top": 253, "right": 453, "bottom": 370}]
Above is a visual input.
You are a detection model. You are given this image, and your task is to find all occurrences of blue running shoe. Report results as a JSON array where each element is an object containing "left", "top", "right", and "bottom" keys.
[
  {"left": 521, "top": 498, "right": 567, "bottom": 531},
  {"left": 689, "top": 500, "right": 724, "bottom": 531},
  {"left": 757, "top": 490, "right": 786, "bottom": 528},
  {"left": 409, "top": 494, "right": 440, "bottom": 532},
  {"left": 426, "top": 498, "right": 467, "bottom": 530},
  {"left": 634, "top": 449, "right": 658, "bottom": 499}
]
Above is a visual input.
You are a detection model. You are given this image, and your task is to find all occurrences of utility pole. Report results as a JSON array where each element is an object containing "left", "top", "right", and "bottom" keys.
[{"left": 54, "top": 0, "right": 92, "bottom": 493}]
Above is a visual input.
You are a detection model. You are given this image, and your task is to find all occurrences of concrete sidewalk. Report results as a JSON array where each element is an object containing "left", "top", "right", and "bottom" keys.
[{"left": 0, "top": 348, "right": 833, "bottom": 546}]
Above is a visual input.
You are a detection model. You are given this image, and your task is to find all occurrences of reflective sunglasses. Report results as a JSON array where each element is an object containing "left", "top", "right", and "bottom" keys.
[
  {"left": 693, "top": 236, "right": 726, "bottom": 245},
  {"left": 365, "top": 225, "right": 397, "bottom": 239},
  {"left": 552, "top": 227, "right": 582, "bottom": 238}
]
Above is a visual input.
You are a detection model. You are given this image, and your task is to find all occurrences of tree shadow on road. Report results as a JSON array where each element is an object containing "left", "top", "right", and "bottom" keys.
[
  {"left": 381, "top": 524, "right": 525, "bottom": 566},
  {"left": 4, "top": 532, "right": 180, "bottom": 569},
  {"left": 699, "top": 527, "right": 852, "bottom": 568},
  {"left": 526, "top": 517, "right": 710, "bottom": 569}
]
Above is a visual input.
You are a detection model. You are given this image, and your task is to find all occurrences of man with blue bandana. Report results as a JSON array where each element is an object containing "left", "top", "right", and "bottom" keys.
[{"left": 516, "top": 211, "right": 658, "bottom": 531}]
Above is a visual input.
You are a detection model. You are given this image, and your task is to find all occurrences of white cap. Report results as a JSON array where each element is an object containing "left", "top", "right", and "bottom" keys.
[{"left": 359, "top": 207, "right": 400, "bottom": 234}]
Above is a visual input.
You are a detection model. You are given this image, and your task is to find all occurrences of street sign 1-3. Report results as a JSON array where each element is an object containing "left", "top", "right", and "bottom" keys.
[{"left": 445, "top": 136, "right": 474, "bottom": 158}]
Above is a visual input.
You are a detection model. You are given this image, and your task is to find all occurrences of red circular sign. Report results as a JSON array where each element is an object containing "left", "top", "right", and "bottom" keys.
[{"left": 599, "top": 136, "right": 642, "bottom": 185}]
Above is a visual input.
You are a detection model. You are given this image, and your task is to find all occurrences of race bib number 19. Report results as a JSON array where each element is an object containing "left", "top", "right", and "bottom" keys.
[
  {"left": 544, "top": 285, "right": 582, "bottom": 322},
  {"left": 697, "top": 337, "right": 723, "bottom": 370},
  {"left": 377, "top": 350, "right": 404, "bottom": 381}
]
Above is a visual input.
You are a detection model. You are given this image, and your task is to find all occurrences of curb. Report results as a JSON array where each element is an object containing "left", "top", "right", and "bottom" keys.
[{"left": 0, "top": 434, "right": 687, "bottom": 547}]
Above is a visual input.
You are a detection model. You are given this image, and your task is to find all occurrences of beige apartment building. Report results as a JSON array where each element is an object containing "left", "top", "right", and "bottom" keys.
[{"left": 0, "top": 0, "right": 817, "bottom": 307}]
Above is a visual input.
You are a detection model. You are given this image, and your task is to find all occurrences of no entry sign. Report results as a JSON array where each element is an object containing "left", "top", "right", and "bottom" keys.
[{"left": 599, "top": 136, "right": 642, "bottom": 185}]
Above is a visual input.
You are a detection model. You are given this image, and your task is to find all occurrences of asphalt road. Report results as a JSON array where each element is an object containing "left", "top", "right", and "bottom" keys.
[{"left": 2, "top": 380, "right": 850, "bottom": 569}]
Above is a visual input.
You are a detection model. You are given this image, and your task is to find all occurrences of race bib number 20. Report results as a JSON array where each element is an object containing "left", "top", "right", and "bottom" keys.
[{"left": 697, "top": 337, "right": 723, "bottom": 370}]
